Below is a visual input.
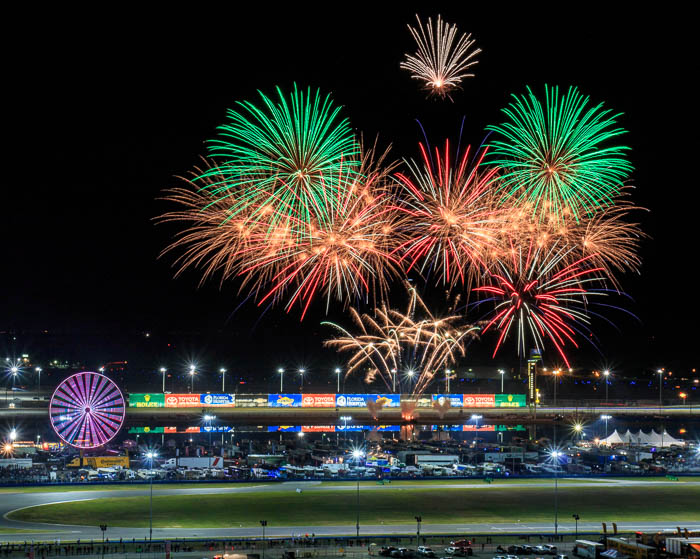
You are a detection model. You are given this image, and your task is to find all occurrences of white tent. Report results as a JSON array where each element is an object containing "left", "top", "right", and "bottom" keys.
[
  {"left": 649, "top": 430, "right": 685, "bottom": 447},
  {"left": 601, "top": 430, "right": 626, "bottom": 445}
]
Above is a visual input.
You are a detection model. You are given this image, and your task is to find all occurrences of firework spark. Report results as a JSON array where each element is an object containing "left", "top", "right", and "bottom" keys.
[
  {"left": 400, "top": 15, "right": 481, "bottom": 99},
  {"left": 324, "top": 285, "right": 479, "bottom": 395},
  {"left": 486, "top": 85, "right": 633, "bottom": 220},
  {"left": 159, "top": 150, "right": 406, "bottom": 318},
  {"left": 394, "top": 139, "right": 504, "bottom": 287},
  {"left": 472, "top": 243, "right": 608, "bottom": 368},
  {"left": 201, "top": 84, "right": 361, "bottom": 227}
]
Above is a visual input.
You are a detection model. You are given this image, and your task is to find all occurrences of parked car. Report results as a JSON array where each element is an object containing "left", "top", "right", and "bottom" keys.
[
  {"left": 418, "top": 547, "right": 436, "bottom": 557},
  {"left": 380, "top": 547, "right": 398, "bottom": 557}
]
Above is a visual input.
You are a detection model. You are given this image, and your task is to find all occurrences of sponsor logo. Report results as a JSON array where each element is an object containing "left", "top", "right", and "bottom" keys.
[
  {"left": 301, "top": 394, "right": 336, "bottom": 407},
  {"left": 463, "top": 394, "right": 496, "bottom": 407}
]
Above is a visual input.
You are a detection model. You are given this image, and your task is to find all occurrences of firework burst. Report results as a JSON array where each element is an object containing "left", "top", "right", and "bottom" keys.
[
  {"left": 472, "top": 243, "right": 608, "bottom": 368},
  {"left": 324, "top": 284, "right": 479, "bottom": 395},
  {"left": 394, "top": 139, "right": 505, "bottom": 287},
  {"left": 159, "top": 150, "right": 405, "bottom": 318},
  {"left": 486, "top": 85, "right": 633, "bottom": 220},
  {"left": 400, "top": 15, "right": 481, "bottom": 99},
  {"left": 201, "top": 84, "right": 361, "bottom": 227}
]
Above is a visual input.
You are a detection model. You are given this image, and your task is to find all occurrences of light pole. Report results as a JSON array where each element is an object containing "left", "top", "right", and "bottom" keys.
[
  {"left": 553, "top": 369, "right": 560, "bottom": 406},
  {"left": 471, "top": 414, "right": 482, "bottom": 446},
  {"left": 445, "top": 369, "right": 452, "bottom": 393},
  {"left": 602, "top": 370, "right": 610, "bottom": 404},
  {"left": 260, "top": 520, "right": 267, "bottom": 559},
  {"left": 352, "top": 448, "right": 364, "bottom": 537},
  {"left": 499, "top": 369, "right": 505, "bottom": 393},
  {"left": 220, "top": 368, "right": 227, "bottom": 392},
  {"left": 407, "top": 370, "right": 415, "bottom": 394},
  {"left": 391, "top": 368, "right": 397, "bottom": 393},
  {"left": 160, "top": 368, "right": 166, "bottom": 393},
  {"left": 298, "top": 368, "right": 305, "bottom": 392},
  {"left": 204, "top": 415, "right": 215, "bottom": 468},
  {"left": 572, "top": 514, "right": 580, "bottom": 540},
  {"left": 35, "top": 367, "right": 42, "bottom": 394},
  {"left": 335, "top": 368, "right": 342, "bottom": 393},
  {"left": 278, "top": 368, "right": 284, "bottom": 392},
  {"left": 415, "top": 515, "right": 422, "bottom": 549},
  {"left": 551, "top": 450, "right": 561, "bottom": 536},
  {"left": 341, "top": 416, "right": 352, "bottom": 444},
  {"left": 601, "top": 415, "right": 612, "bottom": 439},
  {"left": 146, "top": 451, "right": 157, "bottom": 541},
  {"left": 189, "top": 365, "right": 196, "bottom": 393},
  {"left": 657, "top": 369, "right": 663, "bottom": 406}
]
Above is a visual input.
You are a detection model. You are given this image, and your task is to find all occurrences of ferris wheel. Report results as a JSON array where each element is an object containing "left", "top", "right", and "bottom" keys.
[{"left": 49, "top": 372, "right": 126, "bottom": 449}]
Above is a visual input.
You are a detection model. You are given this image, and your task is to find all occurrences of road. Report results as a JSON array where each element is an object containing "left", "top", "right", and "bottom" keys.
[{"left": 2, "top": 479, "right": 699, "bottom": 542}]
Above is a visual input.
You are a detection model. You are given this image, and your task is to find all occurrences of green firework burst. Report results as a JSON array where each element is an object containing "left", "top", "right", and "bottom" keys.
[
  {"left": 200, "top": 84, "right": 361, "bottom": 226},
  {"left": 485, "top": 85, "right": 633, "bottom": 220}
]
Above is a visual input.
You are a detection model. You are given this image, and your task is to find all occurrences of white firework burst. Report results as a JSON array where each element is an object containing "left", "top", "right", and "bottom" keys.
[{"left": 400, "top": 14, "right": 481, "bottom": 99}]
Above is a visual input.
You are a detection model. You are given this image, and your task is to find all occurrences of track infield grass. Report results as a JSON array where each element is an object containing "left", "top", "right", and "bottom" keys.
[{"left": 8, "top": 485, "right": 699, "bottom": 528}]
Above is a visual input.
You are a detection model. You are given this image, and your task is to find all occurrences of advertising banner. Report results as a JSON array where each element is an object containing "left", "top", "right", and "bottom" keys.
[
  {"left": 301, "top": 425, "right": 336, "bottom": 432},
  {"left": 268, "top": 394, "right": 302, "bottom": 407},
  {"left": 430, "top": 425, "right": 463, "bottom": 431},
  {"left": 200, "top": 393, "right": 236, "bottom": 407},
  {"left": 129, "top": 393, "right": 165, "bottom": 408},
  {"left": 164, "top": 427, "right": 177, "bottom": 433},
  {"left": 235, "top": 395, "right": 268, "bottom": 407},
  {"left": 495, "top": 394, "right": 527, "bottom": 407},
  {"left": 164, "top": 394, "right": 201, "bottom": 408},
  {"left": 336, "top": 423, "right": 364, "bottom": 431},
  {"left": 463, "top": 424, "right": 496, "bottom": 431},
  {"left": 432, "top": 394, "right": 464, "bottom": 407},
  {"left": 202, "top": 425, "right": 233, "bottom": 432},
  {"left": 267, "top": 425, "right": 301, "bottom": 432},
  {"left": 335, "top": 394, "right": 400, "bottom": 407},
  {"left": 128, "top": 426, "right": 164, "bottom": 434},
  {"left": 462, "top": 394, "right": 496, "bottom": 408},
  {"left": 374, "top": 425, "right": 401, "bottom": 432},
  {"left": 301, "top": 394, "right": 336, "bottom": 407}
]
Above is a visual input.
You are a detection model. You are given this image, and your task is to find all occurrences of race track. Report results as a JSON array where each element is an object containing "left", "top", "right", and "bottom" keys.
[{"left": 2, "top": 479, "right": 699, "bottom": 542}]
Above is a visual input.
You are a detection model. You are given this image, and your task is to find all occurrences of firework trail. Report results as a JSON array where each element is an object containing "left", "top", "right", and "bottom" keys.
[
  {"left": 400, "top": 15, "right": 480, "bottom": 99},
  {"left": 324, "top": 284, "right": 479, "bottom": 395}
]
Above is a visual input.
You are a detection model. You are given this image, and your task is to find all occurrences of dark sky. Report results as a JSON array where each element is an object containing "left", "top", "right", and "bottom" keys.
[{"left": 2, "top": 5, "right": 694, "bottom": 379}]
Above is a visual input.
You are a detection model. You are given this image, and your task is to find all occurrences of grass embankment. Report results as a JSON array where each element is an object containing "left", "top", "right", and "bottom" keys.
[{"left": 9, "top": 485, "right": 699, "bottom": 528}]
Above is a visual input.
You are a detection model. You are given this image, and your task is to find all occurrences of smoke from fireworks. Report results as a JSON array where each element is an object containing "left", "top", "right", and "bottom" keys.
[{"left": 400, "top": 15, "right": 480, "bottom": 99}]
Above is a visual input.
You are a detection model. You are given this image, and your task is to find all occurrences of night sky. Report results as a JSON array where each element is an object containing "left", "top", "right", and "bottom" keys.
[{"left": 3, "top": 6, "right": 694, "bottom": 381}]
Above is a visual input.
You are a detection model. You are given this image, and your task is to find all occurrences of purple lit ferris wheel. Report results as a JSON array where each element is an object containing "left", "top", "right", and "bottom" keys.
[{"left": 49, "top": 372, "right": 126, "bottom": 449}]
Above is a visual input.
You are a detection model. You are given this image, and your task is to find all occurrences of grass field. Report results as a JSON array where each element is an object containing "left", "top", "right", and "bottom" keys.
[
  {"left": 2, "top": 476, "right": 696, "bottom": 494},
  {"left": 8, "top": 484, "right": 699, "bottom": 528}
]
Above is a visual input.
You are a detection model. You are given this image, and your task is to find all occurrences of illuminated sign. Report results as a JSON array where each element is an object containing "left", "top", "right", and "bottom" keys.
[
  {"left": 301, "top": 394, "right": 336, "bottom": 407},
  {"left": 165, "top": 394, "right": 201, "bottom": 408},
  {"left": 301, "top": 425, "right": 336, "bottom": 432},
  {"left": 268, "top": 394, "right": 302, "bottom": 407},
  {"left": 462, "top": 394, "right": 496, "bottom": 407},
  {"left": 335, "top": 394, "right": 400, "bottom": 407},
  {"left": 432, "top": 394, "right": 463, "bottom": 407},
  {"left": 129, "top": 393, "right": 165, "bottom": 408},
  {"left": 495, "top": 394, "right": 526, "bottom": 407},
  {"left": 200, "top": 394, "right": 236, "bottom": 407}
]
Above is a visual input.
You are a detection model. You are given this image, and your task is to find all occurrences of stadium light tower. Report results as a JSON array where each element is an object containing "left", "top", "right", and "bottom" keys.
[
  {"left": 189, "top": 365, "right": 196, "bottom": 393},
  {"left": 159, "top": 368, "right": 167, "bottom": 393},
  {"left": 499, "top": 369, "right": 505, "bottom": 393},
  {"left": 657, "top": 369, "right": 664, "bottom": 406},
  {"left": 352, "top": 448, "right": 364, "bottom": 537},
  {"left": 335, "top": 368, "right": 342, "bottom": 393},
  {"left": 603, "top": 370, "right": 610, "bottom": 403},
  {"left": 145, "top": 451, "right": 158, "bottom": 541},
  {"left": 277, "top": 368, "right": 284, "bottom": 392},
  {"left": 220, "top": 368, "right": 227, "bottom": 392}
]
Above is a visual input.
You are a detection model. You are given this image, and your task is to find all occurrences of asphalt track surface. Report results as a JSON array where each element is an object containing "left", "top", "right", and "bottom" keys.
[{"left": 2, "top": 480, "right": 699, "bottom": 542}]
